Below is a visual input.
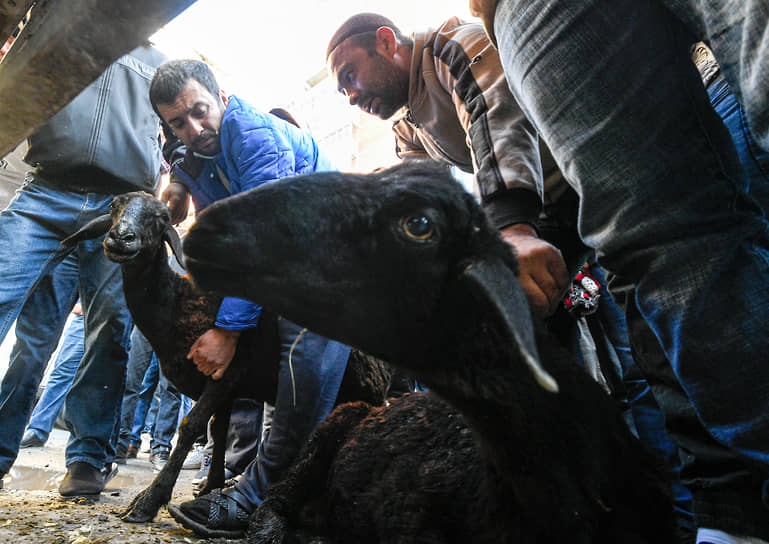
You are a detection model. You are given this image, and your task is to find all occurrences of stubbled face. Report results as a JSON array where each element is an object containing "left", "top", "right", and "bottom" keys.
[
  {"left": 328, "top": 40, "right": 410, "bottom": 120},
  {"left": 157, "top": 79, "right": 226, "bottom": 156}
]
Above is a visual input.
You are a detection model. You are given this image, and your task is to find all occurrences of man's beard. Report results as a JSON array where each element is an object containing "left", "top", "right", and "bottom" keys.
[
  {"left": 369, "top": 57, "right": 409, "bottom": 120},
  {"left": 191, "top": 130, "right": 220, "bottom": 156}
]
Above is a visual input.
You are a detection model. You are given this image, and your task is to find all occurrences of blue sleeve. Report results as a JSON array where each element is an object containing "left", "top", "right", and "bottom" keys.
[
  {"left": 212, "top": 111, "right": 290, "bottom": 330},
  {"left": 225, "top": 112, "right": 297, "bottom": 193},
  {"left": 215, "top": 297, "right": 261, "bottom": 331}
]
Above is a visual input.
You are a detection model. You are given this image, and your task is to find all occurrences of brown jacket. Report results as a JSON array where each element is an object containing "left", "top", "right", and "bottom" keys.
[{"left": 392, "top": 17, "right": 568, "bottom": 229}]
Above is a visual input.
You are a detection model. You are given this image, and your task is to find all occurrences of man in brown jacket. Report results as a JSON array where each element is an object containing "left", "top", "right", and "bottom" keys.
[{"left": 326, "top": 13, "right": 582, "bottom": 318}]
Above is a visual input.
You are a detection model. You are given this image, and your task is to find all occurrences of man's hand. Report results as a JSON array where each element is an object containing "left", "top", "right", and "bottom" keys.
[
  {"left": 160, "top": 182, "right": 190, "bottom": 225},
  {"left": 187, "top": 327, "right": 241, "bottom": 380},
  {"left": 500, "top": 223, "right": 570, "bottom": 318}
]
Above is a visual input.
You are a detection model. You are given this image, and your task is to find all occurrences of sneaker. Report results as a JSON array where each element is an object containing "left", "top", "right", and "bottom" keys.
[
  {"left": 139, "top": 432, "right": 152, "bottom": 454},
  {"left": 19, "top": 430, "right": 46, "bottom": 448},
  {"left": 183, "top": 444, "right": 206, "bottom": 470},
  {"left": 150, "top": 449, "right": 170, "bottom": 473},
  {"left": 191, "top": 452, "right": 236, "bottom": 497},
  {"left": 59, "top": 462, "right": 107, "bottom": 496}
]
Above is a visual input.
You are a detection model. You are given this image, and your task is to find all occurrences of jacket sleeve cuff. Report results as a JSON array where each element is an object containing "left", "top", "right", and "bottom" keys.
[
  {"left": 215, "top": 297, "right": 262, "bottom": 330},
  {"left": 482, "top": 188, "right": 542, "bottom": 233}
]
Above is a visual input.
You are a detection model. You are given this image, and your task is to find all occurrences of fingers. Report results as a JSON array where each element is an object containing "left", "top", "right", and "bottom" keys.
[
  {"left": 160, "top": 182, "right": 190, "bottom": 224},
  {"left": 501, "top": 228, "right": 570, "bottom": 318},
  {"left": 186, "top": 336, "right": 202, "bottom": 360}
]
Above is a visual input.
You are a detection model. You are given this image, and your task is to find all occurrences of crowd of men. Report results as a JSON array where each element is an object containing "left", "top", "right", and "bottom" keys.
[{"left": 0, "top": 2, "right": 767, "bottom": 544}]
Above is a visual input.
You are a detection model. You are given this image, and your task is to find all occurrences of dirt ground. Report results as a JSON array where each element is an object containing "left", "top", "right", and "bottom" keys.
[{"left": 0, "top": 430, "right": 245, "bottom": 544}]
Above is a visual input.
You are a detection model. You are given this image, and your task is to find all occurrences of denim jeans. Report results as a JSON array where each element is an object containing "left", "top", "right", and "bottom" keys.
[
  {"left": 493, "top": 0, "right": 769, "bottom": 538},
  {"left": 0, "top": 175, "right": 132, "bottom": 473},
  {"left": 0, "top": 253, "right": 79, "bottom": 474},
  {"left": 150, "top": 371, "right": 190, "bottom": 454},
  {"left": 26, "top": 312, "right": 85, "bottom": 441},
  {"left": 116, "top": 326, "right": 155, "bottom": 454},
  {"left": 234, "top": 318, "right": 350, "bottom": 508},
  {"left": 133, "top": 354, "right": 160, "bottom": 445},
  {"left": 708, "top": 76, "right": 769, "bottom": 211}
]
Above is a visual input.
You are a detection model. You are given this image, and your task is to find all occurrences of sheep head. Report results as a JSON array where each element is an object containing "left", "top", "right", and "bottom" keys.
[
  {"left": 62, "top": 192, "right": 184, "bottom": 270},
  {"left": 184, "top": 161, "right": 557, "bottom": 392}
]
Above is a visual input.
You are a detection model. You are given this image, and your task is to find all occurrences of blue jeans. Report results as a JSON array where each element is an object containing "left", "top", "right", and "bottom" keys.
[
  {"left": 150, "top": 371, "right": 192, "bottom": 453},
  {"left": 494, "top": 0, "right": 769, "bottom": 538},
  {"left": 0, "top": 253, "right": 79, "bottom": 473},
  {"left": 133, "top": 354, "right": 160, "bottom": 444},
  {"left": 234, "top": 318, "right": 350, "bottom": 508},
  {"left": 708, "top": 76, "right": 769, "bottom": 211},
  {"left": 116, "top": 326, "right": 155, "bottom": 454},
  {"left": 0, "top": 175, "right": 132, "bottom": 473},
  {"left": 26, "top": 313, "right": 85, "bottom": 441}
]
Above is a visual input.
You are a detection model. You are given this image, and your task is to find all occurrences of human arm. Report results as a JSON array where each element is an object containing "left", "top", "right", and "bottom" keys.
[
  {"left": 500, "top": 223, "right": 569, "bottom": 318},
  {"left": 435, "top": 20, "right": 568, "bottom": 315},
  {"left": 187, "top": 327, "right": 241, "bottom": 380}
]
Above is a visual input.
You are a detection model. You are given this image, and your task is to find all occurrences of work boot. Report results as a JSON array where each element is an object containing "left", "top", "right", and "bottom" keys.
[{"left": 59, "top": 462, "right": 107, "bottom": 496}]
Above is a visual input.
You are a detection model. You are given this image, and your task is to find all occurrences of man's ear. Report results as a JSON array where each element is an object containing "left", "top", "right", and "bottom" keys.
[{"left": 375, "top": 26, "right": 398, "bottom": 58}]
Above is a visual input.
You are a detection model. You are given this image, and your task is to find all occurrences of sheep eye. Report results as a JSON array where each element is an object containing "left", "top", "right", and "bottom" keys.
[{"left": 401, "top": 216, "right": 433, "bottom": 240}]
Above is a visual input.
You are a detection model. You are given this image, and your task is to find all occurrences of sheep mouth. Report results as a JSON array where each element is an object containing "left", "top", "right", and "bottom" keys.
[{"left": 104, "top": 248, "right": 140, "bottom": 263}]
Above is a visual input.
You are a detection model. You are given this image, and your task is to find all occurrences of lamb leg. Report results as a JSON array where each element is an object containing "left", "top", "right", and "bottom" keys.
[{"left": 120, "top": 379, "right": 235, "bottom": 522}]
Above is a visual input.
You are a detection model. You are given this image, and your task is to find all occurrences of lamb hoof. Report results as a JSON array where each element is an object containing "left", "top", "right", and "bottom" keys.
[{"left": 119, "top": 488, "right": 161, "bottom": 523}]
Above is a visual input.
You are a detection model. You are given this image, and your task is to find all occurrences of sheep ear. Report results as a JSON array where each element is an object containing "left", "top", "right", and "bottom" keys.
[
  {"left": 61, "top": 214, "right": 112, "bottom": 246},
  {"left": 163, "top": 225, "right": 186, "bottom": 270},
  {"left": 461, "top": 258, "right": 559, "bottom": 393}
]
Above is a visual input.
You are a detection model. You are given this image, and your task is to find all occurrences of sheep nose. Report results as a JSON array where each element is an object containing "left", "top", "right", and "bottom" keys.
[{"left": 109, "top": 226, "right": 136, "bottom": 243}]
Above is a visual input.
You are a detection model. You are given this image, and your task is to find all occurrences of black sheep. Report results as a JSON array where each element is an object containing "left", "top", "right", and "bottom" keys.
[
  {"left": 63, "top": 192, "right": 391, "bottom": 523},
  {"left": 182, "top": 161, "right": 677, "bottom": 544}
]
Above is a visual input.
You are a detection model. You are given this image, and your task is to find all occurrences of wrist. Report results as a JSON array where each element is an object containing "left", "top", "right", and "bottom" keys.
[
  {"left": 501, "top": 222, "right": 538, "bottom": 238},
  {"left": 215, "top": 327, "right": 242, "bottom": 339}
]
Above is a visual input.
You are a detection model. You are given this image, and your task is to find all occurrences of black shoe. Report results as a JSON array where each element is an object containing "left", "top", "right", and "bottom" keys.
[
  {"left": 150, "top": 448, "right": 170, "bottom": 473},
  {"left": 115, "top": 445, "right": 127, "bottom": 465},
  {"left": 59, "top": 462, "right": 107, "bottom": 496},
  {"left": 167, "top": 487, "right": 252, "bottom": 538},
  {"left": 19, "top": 430, "right": 46, "bottom": 449}
]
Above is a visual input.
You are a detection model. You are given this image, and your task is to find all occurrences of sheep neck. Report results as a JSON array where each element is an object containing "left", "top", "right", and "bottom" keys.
[{"left": 118, "top": 245, "right": 221, "bottom": 396}]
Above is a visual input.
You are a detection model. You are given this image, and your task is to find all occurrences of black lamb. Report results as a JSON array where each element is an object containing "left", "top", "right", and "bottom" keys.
[
  {"left": 63, "top": 192, "right": 391, "bottom": 523},
  {"left": 181, "top": 161, "right": 677, "bottom": 544}
]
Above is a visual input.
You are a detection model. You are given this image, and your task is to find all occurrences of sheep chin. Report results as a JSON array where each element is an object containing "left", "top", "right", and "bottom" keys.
[{"left": 105, "top": 248, "right": 140, "bottom": 264}]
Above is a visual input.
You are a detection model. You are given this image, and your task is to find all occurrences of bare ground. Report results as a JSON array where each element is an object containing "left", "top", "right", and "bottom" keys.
[{"left": 0, "top": 430, "right": 245, "bottom": 544}]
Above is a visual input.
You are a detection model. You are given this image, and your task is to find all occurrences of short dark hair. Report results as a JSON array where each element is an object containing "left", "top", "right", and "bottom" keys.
[{"left": 149, "top": 59, "right": 221, "bottom": 118}]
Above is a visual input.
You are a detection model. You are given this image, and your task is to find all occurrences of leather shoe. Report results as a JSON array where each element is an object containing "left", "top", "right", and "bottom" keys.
[
  {"left": 59, "top": 462, "right": 107, "bottom": 496},
  {"left": 19, "top": 430, "right": 46, "bottom": 448}
]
